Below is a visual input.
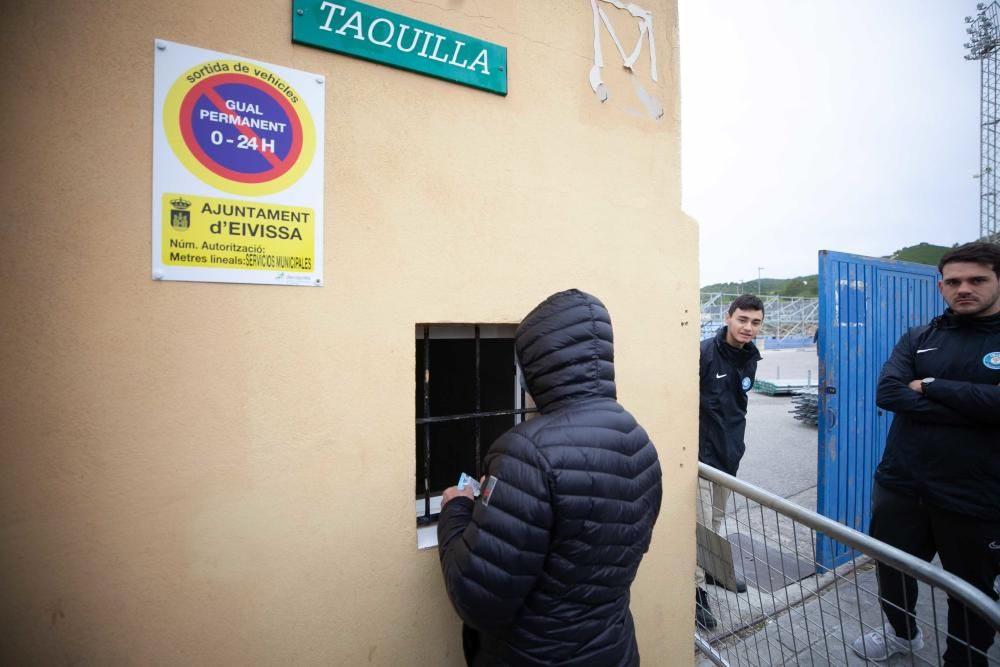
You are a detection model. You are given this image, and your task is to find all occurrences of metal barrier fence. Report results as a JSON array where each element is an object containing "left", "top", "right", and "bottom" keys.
[{"left": 694, "top": 464, "right": 1000, "bottom": 666}]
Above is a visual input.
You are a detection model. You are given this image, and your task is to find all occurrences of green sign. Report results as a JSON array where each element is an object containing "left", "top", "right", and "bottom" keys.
[{"left": 292, "top": 0, "right": 508, "bottom": 96}]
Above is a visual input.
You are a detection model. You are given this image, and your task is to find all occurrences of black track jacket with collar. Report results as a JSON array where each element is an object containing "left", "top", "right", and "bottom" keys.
[
  {"left": 875, "top": 309, "right": 1000, "bottom": 520},
  {"left": 699, "top": 326, "right": 762, "bottom": 476},
  {"left": 437, "top": 290, "right": 662, "bottom": 667}
]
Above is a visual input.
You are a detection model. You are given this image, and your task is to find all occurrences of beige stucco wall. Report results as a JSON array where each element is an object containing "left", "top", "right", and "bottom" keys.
[{"left": 0, "top": 1, "right": 699, "bottom": 664}]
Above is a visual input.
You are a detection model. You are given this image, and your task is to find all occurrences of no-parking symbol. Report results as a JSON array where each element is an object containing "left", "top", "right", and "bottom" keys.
[{"left": 164, "top": 62, "right": 316, "bottom": 196}]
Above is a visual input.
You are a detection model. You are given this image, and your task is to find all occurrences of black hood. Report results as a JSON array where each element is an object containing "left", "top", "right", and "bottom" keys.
[{"left": 514, "top": 289, "right": 616, "bottom": 411}]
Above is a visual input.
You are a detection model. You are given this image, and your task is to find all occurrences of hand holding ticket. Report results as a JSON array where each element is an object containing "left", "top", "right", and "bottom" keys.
[{"left": 457, "top": 472, "right": 482, "bottom": 497}]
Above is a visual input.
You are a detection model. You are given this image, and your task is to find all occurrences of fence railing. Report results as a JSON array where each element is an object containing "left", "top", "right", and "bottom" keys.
[{"left": 695, "top": 463, "right": 1000, "bottom": 666}]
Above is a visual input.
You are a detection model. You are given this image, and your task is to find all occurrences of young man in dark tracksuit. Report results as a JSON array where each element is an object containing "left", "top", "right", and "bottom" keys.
[
  {"left": 852, "top": 243, "right": 1000, "bottom": 665},
  {"left": 695, "top": 294, "right": 763, "bottom": 630}
]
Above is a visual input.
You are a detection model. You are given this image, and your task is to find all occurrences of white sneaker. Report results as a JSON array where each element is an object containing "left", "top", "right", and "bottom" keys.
[{"left": 850, "top": 626, "right": 924, "bottom": 661}]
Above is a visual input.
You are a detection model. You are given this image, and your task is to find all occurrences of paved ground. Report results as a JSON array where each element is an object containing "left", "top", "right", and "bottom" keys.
[
  {"left": 741, "top": 346, "right": 820, "bottom": 511},
  {"left": 694, "top": 348, "right": 999, "bottom": 666}
]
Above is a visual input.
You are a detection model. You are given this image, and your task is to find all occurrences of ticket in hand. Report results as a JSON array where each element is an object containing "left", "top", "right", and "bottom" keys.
[{"left": 457, "top": 472, "right": 482, "bottom": 497}]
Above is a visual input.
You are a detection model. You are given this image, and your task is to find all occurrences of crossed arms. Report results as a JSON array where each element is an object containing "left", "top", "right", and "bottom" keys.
[{"left": 876, "top": 332, "right": 1000, "bottom": 426}]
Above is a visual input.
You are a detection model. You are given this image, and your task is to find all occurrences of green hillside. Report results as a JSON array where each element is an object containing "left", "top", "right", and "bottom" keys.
[
  {"left": 700, "top": 276, "right": 817, "bottom": 297},
  {"left": 701, "top": 242, "right": 952, "bottom": 297},
  {"left": 885, "top": 242, "right": 951, "bottom": 266}
]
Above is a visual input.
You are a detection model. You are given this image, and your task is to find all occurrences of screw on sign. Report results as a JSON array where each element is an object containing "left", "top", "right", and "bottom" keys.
[{"left": 179, "top": 73, "right": 303, "bottom": 184}]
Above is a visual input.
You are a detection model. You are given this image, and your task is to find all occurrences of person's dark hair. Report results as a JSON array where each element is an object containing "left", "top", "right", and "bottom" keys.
[
  {"left": 728, "top": 294, "right": 765, "bottom": 316},
  {"left": 938, "top": 242, "right": 1000, "bottom": 278}
]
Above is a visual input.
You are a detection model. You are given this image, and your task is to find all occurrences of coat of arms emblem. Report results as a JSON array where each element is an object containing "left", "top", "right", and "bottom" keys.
[{"left": 169, "top": 197, "right": 191, "bottom": 230}]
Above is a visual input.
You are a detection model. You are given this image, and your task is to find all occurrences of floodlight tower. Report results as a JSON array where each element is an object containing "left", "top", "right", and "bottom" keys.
[{"left": 966, "top": 2, "right": 1000, "bottom": 244}]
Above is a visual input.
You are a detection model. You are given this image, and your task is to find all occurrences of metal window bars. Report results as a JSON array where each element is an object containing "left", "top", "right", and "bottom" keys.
[
  {"left": 695, "top": 463, "right": 1000, "bottom": 666},
  {"left": 416, "top": 324, "right": 536, "bottom": 526}
]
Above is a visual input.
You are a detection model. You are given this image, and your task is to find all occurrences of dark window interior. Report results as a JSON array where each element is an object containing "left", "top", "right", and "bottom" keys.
[
  {"left": 415, "top": 337, "right": 515, "bottom": 495},
  {"left": 415, "top": 325, "right": 534, "bottom": 526}
]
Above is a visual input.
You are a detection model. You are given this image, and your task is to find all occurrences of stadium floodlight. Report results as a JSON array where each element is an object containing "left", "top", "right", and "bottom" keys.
[{"left": 966, "top": 1, "right": 1000, "bottom": 244}]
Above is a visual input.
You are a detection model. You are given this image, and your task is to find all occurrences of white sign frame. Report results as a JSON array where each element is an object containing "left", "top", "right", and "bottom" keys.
[{"left": 152, "top": 39, "right": 325, "bottom": 286}]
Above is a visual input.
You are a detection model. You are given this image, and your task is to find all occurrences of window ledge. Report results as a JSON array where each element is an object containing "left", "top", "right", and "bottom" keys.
[
  {"left": 416, "top": 494, "right": 444, "bottom": 550},
  {"left": 417, "top": 524, "right": 438, "bottom": 550}
]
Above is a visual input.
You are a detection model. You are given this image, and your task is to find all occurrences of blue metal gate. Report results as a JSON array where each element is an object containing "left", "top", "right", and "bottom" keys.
[{"left": 815, "top": 251, "right": 943, "bottom": 569}]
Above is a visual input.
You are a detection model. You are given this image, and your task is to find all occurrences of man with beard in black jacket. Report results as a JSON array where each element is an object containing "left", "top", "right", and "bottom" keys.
[
  {"left": 695, "top": 294, "right": 764, "bottom": 630},
  {"left": 851, "top": 242, "right": 1000, "bottom": 665},
  {"left": 436, "top": 289, "right": 662, "bottom": 667}
]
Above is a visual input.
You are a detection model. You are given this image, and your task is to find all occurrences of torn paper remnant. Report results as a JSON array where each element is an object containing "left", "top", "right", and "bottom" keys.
[{"left": 589, "top": 0, "right": 659, "bottom": 116}]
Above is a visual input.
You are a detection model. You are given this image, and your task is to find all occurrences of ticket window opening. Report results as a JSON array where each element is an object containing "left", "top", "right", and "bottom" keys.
[{"left": 414, "top": 324, "right": 534, "bottom": 548}]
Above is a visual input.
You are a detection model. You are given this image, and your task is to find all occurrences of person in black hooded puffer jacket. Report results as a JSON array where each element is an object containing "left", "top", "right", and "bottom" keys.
[{"left": 437, "top": 289, "right": 663, "bottom": 667}]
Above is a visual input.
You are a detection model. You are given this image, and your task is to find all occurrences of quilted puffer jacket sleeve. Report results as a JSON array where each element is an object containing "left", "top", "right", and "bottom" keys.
[{"left": 438, "top": 431, "right": 554, "bottom": 634}]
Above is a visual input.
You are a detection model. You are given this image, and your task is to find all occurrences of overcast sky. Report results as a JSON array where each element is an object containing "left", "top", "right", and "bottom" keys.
[{"left": 679, "top": 1, "right": 982, "bottom": 286}]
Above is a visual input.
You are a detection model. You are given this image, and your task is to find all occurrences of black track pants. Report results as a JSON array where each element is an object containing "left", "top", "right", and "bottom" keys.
[{"left": 869, "top": 482, "right": 1000, "bottom": 666}]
